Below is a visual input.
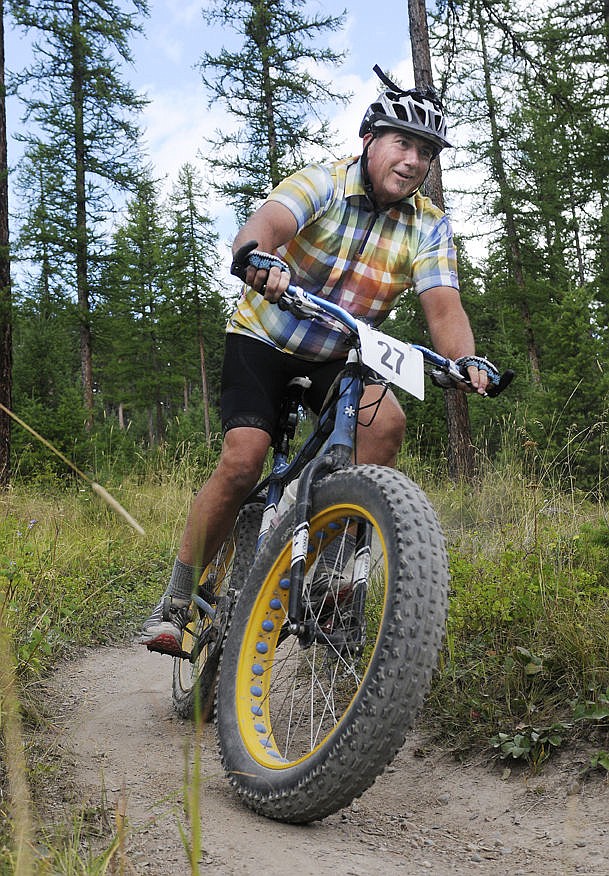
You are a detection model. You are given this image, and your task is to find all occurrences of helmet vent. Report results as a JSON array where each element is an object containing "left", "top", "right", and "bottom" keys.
[
  {"left": 358, "top": 66, "right": 452, "bottom": 152},
  {"left": 413, "top": 105, "right": 427, "bottom": 124}
]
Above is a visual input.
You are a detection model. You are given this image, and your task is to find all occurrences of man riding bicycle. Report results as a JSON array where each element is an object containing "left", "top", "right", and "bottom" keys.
[{"left": 140, "top": 69, "right": 495, "bottom": 655}]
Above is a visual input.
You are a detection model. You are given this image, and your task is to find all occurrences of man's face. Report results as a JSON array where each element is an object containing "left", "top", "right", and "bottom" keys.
[{"left": 363, "top": 129, "right": 434, "bottom": 208}]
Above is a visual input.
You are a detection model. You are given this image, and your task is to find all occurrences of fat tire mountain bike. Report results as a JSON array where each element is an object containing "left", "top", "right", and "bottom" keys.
[{"left": 169, "top": 247, "right": 513, "bottom": 823}]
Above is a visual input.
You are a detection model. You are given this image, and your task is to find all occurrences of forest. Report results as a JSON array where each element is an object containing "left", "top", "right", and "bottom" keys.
[
  {"left": 0, "top": 0, "right": 607, "bottom": 495},
  {"left": 0, "top": 1, "right": 608, "bottom": 868}
]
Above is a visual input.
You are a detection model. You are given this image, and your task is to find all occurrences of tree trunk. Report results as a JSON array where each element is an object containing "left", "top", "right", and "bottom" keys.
[
  {"left": 408, "top": 0, "right": 475, "bottom": 480},
  {"left": 198, "top": 334, "right": 211, "bottom": 444},
  {"left": 0, "top": 0, "right": 11, "bottom": 488},
  {"left": 71, "top": 0, "right": 94, "bottom": 427}
]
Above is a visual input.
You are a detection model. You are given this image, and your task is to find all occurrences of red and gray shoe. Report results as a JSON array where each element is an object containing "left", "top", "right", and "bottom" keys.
[{"left": 139, "top": 596, "right": 191, "bottom": 656}]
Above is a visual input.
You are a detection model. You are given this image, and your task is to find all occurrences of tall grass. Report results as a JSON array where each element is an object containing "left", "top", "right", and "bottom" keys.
[
  {"left": 0, "top": 442, "right": 220, "bottom": 871},
  {"left": 0, "top": 616, "right": 35, "bottom": 874},
  {"left": 407, "top": 418, "right": 609, "bottom": 761}
]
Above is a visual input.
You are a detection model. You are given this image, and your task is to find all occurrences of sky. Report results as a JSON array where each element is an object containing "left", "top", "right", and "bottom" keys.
[
  {"left": 125, "top": 0, "right": 423, "bottom": 249},
  {"left": 4, "top": 0, "right": 473, "bottom": 266},
  {"left": 128, "top": 0, "right": 415, "bottom": 169}
]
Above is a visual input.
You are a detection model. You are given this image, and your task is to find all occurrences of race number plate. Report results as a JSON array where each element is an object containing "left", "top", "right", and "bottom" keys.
[{"left": 356, "top": 321, "right": 425, "bottom": 400}]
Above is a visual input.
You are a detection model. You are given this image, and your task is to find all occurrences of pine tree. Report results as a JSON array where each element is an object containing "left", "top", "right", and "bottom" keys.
[
  {"left": 0, "top": 0, "right": 11, "bottom": 487},
  {"left": 95, "top": 171, "right": 172, "bottom": 444},
  {"left": 166, "top": 163, "right": 227, "bottom": 443},
  {"left": 198, "top": 0, "right": 348, "bottom": 222},
  {"left": 10, "top": 0, "right": 148, "bottom": 426},
  {"left": 428, "top": 0, "right": 609, "bottom": 487},
  {"left": 14, "top": 143, "right": 77, "bottom": 305}
]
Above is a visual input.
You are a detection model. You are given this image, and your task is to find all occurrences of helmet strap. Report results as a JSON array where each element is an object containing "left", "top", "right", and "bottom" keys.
[{"left": 360, "top": 138, "right": 380, "bottom": 214}]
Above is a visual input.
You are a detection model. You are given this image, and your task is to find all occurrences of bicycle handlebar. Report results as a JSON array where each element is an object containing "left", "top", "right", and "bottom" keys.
[
  {"left": 277, "top": 284, "right": 513, "bottom": 398},
  {"left": 230, "top": 241, "right": 514, "bottom": 398}
]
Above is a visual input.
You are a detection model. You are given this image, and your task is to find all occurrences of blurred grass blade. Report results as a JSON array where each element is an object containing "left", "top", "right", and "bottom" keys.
[
  {"left": 92, "top": 483, "right": 145, "bottom": 536},
  {"left": 0, "top": 401, "right": 145, "bottom": 536},
  {"left": 0, "top": 615, "right": 35, "bottom": 874}
]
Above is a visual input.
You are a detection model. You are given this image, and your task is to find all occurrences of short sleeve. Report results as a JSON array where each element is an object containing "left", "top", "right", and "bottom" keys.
[
  {"left": 411, "top": 214, "right": 460, "bottom": 294},
  {"left": 266, "top": 163, "right": 335, "bottom": 230}
]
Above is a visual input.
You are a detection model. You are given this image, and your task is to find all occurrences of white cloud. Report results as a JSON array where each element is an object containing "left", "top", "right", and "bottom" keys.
[
  {"left": 154, "top": 35, "right": 189, "bottom": 67},
  {"left": 163, "top": 0, "right": 202, "bottom": 26},
  {"left": 139, "top": 86, "right": 207, "bottom": 179},
  {"left": 137, "top": 81, "right": 241, "bottom": 263}
]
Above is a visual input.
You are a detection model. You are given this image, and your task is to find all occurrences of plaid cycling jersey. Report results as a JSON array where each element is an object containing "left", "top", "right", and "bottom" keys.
[{"left": 227, "top": 155, "right": 459, "bottom": 361}]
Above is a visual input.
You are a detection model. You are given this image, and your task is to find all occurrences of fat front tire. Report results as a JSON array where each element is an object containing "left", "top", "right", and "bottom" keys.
[
  {"left": 172, "top": 502, "right": 263, "bottom": 720},
  {"left": 215, "top": 465, "right": 448, "bottom": 823}
]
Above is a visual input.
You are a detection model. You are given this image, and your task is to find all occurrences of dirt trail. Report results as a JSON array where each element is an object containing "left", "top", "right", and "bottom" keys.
[{"left": 40, "top": 643, "right": 609, "bottom": 875}]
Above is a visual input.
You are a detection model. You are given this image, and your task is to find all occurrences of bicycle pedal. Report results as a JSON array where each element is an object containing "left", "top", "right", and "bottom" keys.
[{"left": 146, "top": 642, "right": 176, "bottom": 657}]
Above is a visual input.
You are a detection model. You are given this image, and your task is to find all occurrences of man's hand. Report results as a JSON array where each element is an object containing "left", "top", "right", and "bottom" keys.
[
  {"left": 455, "top": 355, "right": 501, "bottom": 396},
  {"left": 231, "top": 240, "right": 290, "bottom": 303},
  {"left": 231, "top": 202, "right": 298, "bottom": 302},
  {"left": 460, "top": 363, "right": 490, "bottom": 396},
  {"left": 231, "top": 241, "right": 291, "bottom": 303}
]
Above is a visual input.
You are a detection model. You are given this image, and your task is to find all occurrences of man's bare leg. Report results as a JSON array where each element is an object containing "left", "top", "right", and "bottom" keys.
[
  {"left": 140, "top": 427, "right": 271, "bottom": 653},
  {"left": 178, "top": 427, "right": 272, "bottom": 569},
  {"left": 355, "top": 385, "right": 406, "bottom": 467}
]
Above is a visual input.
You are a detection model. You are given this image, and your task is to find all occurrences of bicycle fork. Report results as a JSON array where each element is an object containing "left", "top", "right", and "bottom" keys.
[{"left": 287, "top": 350, "right": 372, "bottom": 642}]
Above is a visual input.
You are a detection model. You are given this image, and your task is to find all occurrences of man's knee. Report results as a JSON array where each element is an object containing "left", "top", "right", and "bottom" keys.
[
  {"left": 357, "top": 390, "right": 406, "bottom": 464},
  {"left": 371, "top": 405, "right": 406, "bottom": 452},
  {"left": 217, "top": 427, "right": 270, "bottom": 492}
]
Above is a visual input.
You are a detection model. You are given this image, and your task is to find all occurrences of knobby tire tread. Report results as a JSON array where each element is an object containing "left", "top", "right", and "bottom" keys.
[{"left": 215, "top": 465, "right": 449, "bottom": 823}]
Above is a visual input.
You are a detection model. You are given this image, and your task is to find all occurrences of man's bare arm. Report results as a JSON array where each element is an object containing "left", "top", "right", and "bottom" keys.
[{"left": 419, "top": 286, "right": 488, "bottom": 394}]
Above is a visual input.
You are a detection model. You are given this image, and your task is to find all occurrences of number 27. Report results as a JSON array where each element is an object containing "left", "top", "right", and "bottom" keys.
[{"left": 377, "top": 340, "right": 404, "bottom": 376}]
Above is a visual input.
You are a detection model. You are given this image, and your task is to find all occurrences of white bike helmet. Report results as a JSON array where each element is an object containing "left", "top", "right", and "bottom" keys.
[{"left": 359, "top": 65, "right": 452, "bottom": 155}]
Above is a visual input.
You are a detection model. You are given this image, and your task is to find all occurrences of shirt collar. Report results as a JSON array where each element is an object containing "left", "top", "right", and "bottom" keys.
[{"left": 345, "top": 156, "right": 417, "bottom": 214}]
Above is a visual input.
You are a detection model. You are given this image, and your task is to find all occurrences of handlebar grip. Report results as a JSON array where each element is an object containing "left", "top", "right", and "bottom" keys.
[
  {"left": 230, "top": 240, "right": 259, "bottom": 282},
  {"left": 485, "top": 369, "right": 515, "bottom": 398},
  {"left": 430, "top": 366, "right": 515, "bottom": 397},
  {"left": 230, "top": 243, "right": 291, "bottom": 296}
]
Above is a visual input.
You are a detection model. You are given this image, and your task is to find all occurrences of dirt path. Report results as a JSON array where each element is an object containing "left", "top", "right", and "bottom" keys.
[{"left": 40, "top": 643, "right": 609, "bottom": 875}]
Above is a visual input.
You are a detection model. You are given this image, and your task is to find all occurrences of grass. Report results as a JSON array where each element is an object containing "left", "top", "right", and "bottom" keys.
[
  {"left": 0, "top": 444, "right": 220, "bottom": 872},
  {"left": 2, "top": 427, "right": 609, "bottom": 866},
  {"left": 415, "top": 434, "right": 609, "bottom": 764}
]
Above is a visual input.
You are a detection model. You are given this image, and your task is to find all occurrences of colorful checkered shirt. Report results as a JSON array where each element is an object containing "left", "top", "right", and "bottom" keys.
[{"left": 227, "top": 155, "right": 459, "bottom": 361}]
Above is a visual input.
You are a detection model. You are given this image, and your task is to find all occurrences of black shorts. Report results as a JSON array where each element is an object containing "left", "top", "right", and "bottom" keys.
[{"left": 220, "top": 334, "right": 347, "bottom": 436}]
